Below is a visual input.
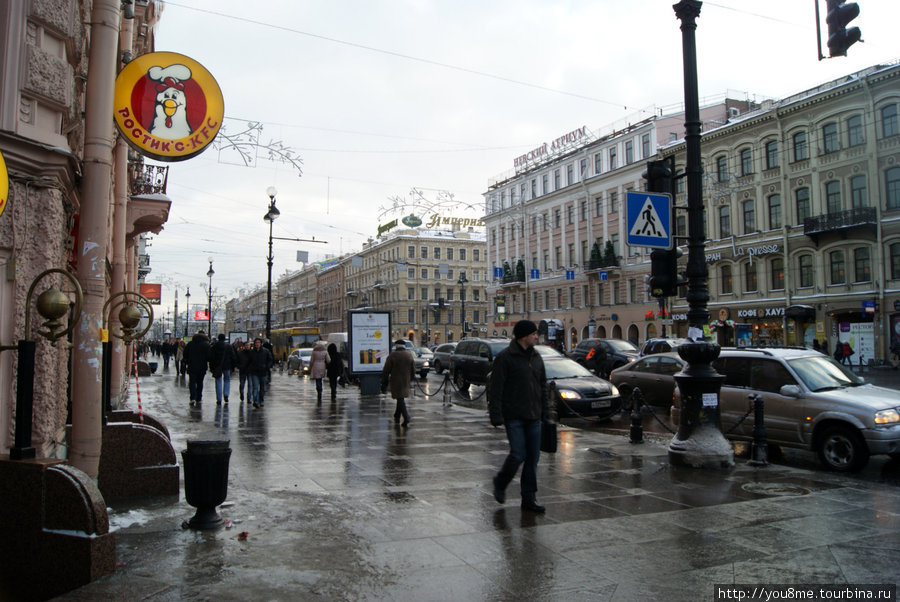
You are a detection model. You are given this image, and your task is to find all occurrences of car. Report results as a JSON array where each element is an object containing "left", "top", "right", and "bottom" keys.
[
  {"left": 394, "top": 339, "right": 431, "bottom": 378},
  {"left": 286, "top": 347, "right": 313, "bottom": 375},
  {"left": 672, "top": 347, "right": 900, "bottom": 472},
  {"left": 545, "top": 356, "right": 622, "bottom": 420},
  {"left": 449, "top": 337, "right": 509, "bottom": 392},
  {"left": 609, "top": 352, "right": 686, "bottom": 410},
  {"left": 639, "top": 337, "right": 691, "bottom": 357},
  {"left": 431, "top": 342, "right": 457, "bottom": 374},
  {"left": 534, "top": 344, "right": 564, "bottom": 358},
  {"left": 569, "top": 338, "right": 639, "bottom": 379}
]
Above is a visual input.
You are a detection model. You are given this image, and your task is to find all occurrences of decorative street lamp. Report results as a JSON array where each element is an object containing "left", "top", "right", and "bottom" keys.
[
  {"left": 206, "top": 257, "right": 214, "bottom": 335},
  {"left": 457, "top": 271, "right": 468, "bottom": 340},
  {"left": 264, "top": 186, "right": 280, "bottom": 341},
  {"left": 184, "top": 287, "right": 191, "bottom": 338}
]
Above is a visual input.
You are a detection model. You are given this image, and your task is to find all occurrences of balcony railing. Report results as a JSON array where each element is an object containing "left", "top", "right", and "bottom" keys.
[{"left": 803, "top": 207, "right": 876, "bottom": 241}]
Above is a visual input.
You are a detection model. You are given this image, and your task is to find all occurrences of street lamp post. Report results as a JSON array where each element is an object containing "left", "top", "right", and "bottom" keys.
[
  {"left": 184, "top": 287, "right": 191, "bottom": 338},
  {"left": 458, "top": 271, "right": 468, "bottom": 340},
  {"left": 264, "top": 186, "right": 280, "bottom": 341},
  {"left": 206, "top": 258, "right": 214, "bottom": 335}
]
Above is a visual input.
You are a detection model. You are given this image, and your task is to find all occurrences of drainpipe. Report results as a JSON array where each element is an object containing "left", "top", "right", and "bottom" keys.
[
  {"left": 69, "top": 0, "right": 120, "bottom": 478},
  {"left": 109, "top": 15, "right": 133, "bottom": 406}
]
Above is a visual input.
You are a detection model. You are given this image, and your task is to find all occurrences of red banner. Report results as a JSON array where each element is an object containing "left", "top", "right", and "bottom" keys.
[
  {"left": 139, "top": 283, "right": 161, "bottom": 304},
  {"left": 194, "top": 310, "right": 209, "bottom": 321}
]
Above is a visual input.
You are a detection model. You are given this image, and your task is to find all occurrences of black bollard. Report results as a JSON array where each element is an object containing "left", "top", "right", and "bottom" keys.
[
  {"left": 9, "top": 340, "right": 36, "bottom": 460},
  {"left": 182, "top": 439, "right": 232, "bottom": 529},
  {"left": 748, "top": 394, "right": 767, "bottom": 467},
  {"left": 629, "top": 387, "right": 644, "bottom": 444}
]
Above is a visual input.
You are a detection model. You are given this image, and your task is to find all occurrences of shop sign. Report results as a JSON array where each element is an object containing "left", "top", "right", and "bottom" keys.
[
  {"left": 401, "top": 214, "right": 422, "bottom": 227},
  {"left": 513, "top": 126, "right": 588, "bottom": 171},
  {"left": 672, "top": 313, "right": 688, "bottom": 321},
  {"left": 706, "top": 251, "right": 722, "bottom": 263},
  {"left": 113, "top": 51, "right": 224, "bottom": 161},
  {"left": 862, "top": 300, "right": 875, "bottom": 315},
  {"left": 378, "top": 219, "right": 398, "bottom": 236},
  {"left": 424, "top": 214, "right": 485, "bottom": 229},
  {"left": 736, "top": 307, "right": 785, "bottom": 318},
  {"left": 734, "top": 243, "right": 781, "bottom": 265}
]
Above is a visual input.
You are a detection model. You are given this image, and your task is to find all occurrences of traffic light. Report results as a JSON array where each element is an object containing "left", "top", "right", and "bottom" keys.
[
  {"left": 643, "top": 157, "right": 674, "bottom": 194},
  {"left": 649, "top": 248, "right": 683, "bottom": 298},
  {"left": 826, "top": 0, "right": 861, "bottom": 57}
]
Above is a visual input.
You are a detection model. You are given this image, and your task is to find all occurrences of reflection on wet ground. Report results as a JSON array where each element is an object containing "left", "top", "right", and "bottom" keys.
[{"left": 57, "top": 370, "right": 900, "bottom": 601}]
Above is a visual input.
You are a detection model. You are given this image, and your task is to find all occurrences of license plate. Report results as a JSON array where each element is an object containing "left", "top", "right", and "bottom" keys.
[{"left": 591, "top": 400, "right": 610, "bottom": 408}]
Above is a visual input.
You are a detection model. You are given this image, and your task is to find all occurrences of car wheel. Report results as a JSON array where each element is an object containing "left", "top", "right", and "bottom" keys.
[
  {"left": 817, "top": 425, "right": 869, "bottom": 472},
  {"left": 433, "top": 360, "right": 442, "bottom": 374},
  {"left": 454, "top": 371, "right": 469, "bottom": 393}
]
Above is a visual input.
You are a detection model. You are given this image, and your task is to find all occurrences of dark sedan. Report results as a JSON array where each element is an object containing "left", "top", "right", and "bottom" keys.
[
  {"left": 609, "top": 352, "right": 685, "bottom": 410},
  {"left": 545, "top": 356, "right": 622, "bottom": 420}
]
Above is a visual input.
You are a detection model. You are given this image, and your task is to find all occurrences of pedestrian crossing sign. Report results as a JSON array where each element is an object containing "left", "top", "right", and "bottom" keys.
[{"left": 626, "top": 191, "right": 672, "bottom": 250}]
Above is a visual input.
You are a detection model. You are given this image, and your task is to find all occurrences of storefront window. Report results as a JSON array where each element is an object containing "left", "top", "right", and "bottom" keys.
[{"left": 829, "top": 250, "right": 845, "bottom": 285}]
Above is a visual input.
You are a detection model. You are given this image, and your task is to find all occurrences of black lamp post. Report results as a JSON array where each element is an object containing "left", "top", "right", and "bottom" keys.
[
  {"left": 207, "top": 257, "right": 214, "bottom": 335},
  {"left": 457, "top": 271, "right": 468, "bottom": 340},
  {"left": 184, "top": 287, "right": 191, "bottom": 337},
  {"left": 264, "top": 186, "right": 280, "bottom": 341},
  {"left": 670, "top": 0, "right": 732, "bottom": 469}
]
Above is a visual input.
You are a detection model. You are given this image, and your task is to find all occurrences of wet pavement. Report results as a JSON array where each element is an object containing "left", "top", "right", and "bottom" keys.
[{"left": 56, "top": 367, "right": 900, "bottom": 601}]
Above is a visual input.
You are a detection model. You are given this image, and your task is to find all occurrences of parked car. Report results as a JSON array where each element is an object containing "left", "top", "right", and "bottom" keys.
[
  {"left": 287, "top": 347, "right": 313, "bottom": 375},
  {"left": 569, "top": 338, "right": 639, "bottom": 378},
  {"left": 545, "top": 356, "right": 622, "bottom": 420},
  {"left": 609, "top": 352, "right": 686, "bottom": 410},
  {"left": 672, "top": 347, "right": 900, "bottom": 472},
  {"left": 393, "top": 339, "right": 431, "bottom": 378},
  {"left": 534, "top": 344, "right": 564, "bottom": 358},
  {"left": 449, "top": 337, "right": 509, "bottom": 392},
  {"left": 639, "top": 337, "right": 691, "bottom": 357},
  {"left": 431, "top": 342, "right": 457, "bottom": 374}
]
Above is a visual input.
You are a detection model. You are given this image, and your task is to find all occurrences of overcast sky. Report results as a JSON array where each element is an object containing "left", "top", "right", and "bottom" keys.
[{"left": 146, "top": 0, "right": 898, "bottom": 323}]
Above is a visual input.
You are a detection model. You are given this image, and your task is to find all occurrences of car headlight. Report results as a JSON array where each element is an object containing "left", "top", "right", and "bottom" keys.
[
  {"left": 610, "top": 384, "right": 620, "bottom": 397},
  {"left": 874, "top": 408, "right": 900, "bottom": 424},
  {"left": 558, "top": 389, "right": 582, "bottom": 400},
  {"left": 423, "top": 360, "right": 430, "bottom": 367}
]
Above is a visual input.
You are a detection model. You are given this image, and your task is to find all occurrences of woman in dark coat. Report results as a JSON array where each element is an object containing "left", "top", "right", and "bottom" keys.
[
  {"left": 381, "top": 340, "right": 415, "bottom": 426},
  {"left": 326, "top": 343, "right": 343, "bottom": 401}
]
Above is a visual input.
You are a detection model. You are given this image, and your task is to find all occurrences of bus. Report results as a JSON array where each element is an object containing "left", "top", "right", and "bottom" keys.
[{"left": 270, "top": 327, "right": 321, "bottom": 362}]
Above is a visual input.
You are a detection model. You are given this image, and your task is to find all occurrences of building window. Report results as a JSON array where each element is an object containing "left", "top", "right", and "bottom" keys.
[
  {"left": 520, "top": 183, "right": 527, "bottom": 202},
  {"left": 716, "top": 155, "right": 728, "bottom": 182},
  {"left": 847, "top": 114, "right": 864, "bottom": 147},
  {"left": 407, "top": 245, "right": 415, "bottom": 258},
  {"left": 434, "top": 268, "right": 440, "bottom": 279},
  {"left": 531, "top": 253, "right": 538, "bottom": 270},
  {"left": 421, "top": 268, "right": 428, "bottom": 279},
  {"left": 499, "top": 226, "right": 505, "bottom": 243},
  {"left": 625, "top": 140, "right": 634, "bottom": 164},
  {"left": 882, "top": 104, "right": 899, "bottom": 138},
  {"left": 609, "top": 146, "right": 618, "bottom": 170},
  {"left": 608, "top": 191, "right": 618, "bottom": 213},
  {"left": 406, "top": 267, "right": 415, "bottom": 279},
  {"left": 719, "top": 205, "right": 731, "bottom": 238},
  {"left": 408, "top": 287, "right": 415, "bottom": 300},
  {"left": 676, "top": 214, "right": 687, "bottom": 237},
  {"left": 420, "top": 246, "right": 428, "bottom": 259},
  {"left": 765, "top": 140, "right": 779, "bottom": 170},
  {"left": 554, "top": 169, "right": 561, "bottom": 189},
  {"left": 473, "top": 249, "right": 480, "bottom": 262},
  {"left": 720, "top": 265, "right": 733, "bottom": 295},
  {"left": 447, "top": 309, "right": 453, "bottom": 324},
  {"left": 850, "top": 175, "right": 867, "bottom": 208},
  {"left": 554, "top": 209, "right": 561, "bottom": 228},
  {"left": 408, "top": 309, "right": 415, "bottom": 323},
  {"left": 740, "top": 148, "right": 753, "bottom": 175},
  {"left": 594, "top": 152, "right": 602, "bottom": 174},
  {"left": 796, "top": 187, "right": 811, "bottom": 222},
  {"left": 641, "top": 133, "right": 651, "bottom": 158},
  {"left": 854, "top": 247, "right": 871, "bottom": 282},
  {"left": 770, "top": 257, "right": 784, "bottom": 290},
  {"left": 446, "top": 248, "right": 454, "bottom": 261},
  {"left": 554, "top": 246, "right": 562, "bottom": 269},
  {"left": 434, "top": 247, "right": 441, "bottom": 260},
  {"left": 543, "top": 252, "right": 549, "bottom": 271},
  {"left": 459, "top": 248, "right": 466, "bottom": 261},
  {"left": 799, "top": 254, "right": 814, "bottom": 288},
  {"left": 768, "top": 194, "right": 782, "bottom": 229},
  {"left": 743, "top": 262, "right": 757, "bottom": 292},
  {"left": 581, "top": 200, "right": 588, "bottom": 220},
  {"left": 567, "top": 205, "right": 573, "bottom": 224},
  {"left": 594, "top": 195, "right": 602, "bottom": 217},
  {"left": 891, "top": 243, "right": 900, "bottom": 280},
  {"left": 829, "top": 250, "right": 845, "bottom": 285},
  {"left": 542, "top": 174, "right": 549, "bottom": 194},
  {"left": 446, "top": 268, "right": 454, "bottom": 280},
  {"left": 579, "top": 158, "right": 587, "bottom": 179},
  {"left": 886, "top": 167, "right": 900, "bottom": 209},
  {"left": 531, "top": 179, "right": 537, "bottom": 198},
  {"left": 792, "top": 131, "right": 808, "bottom": 162},
  {"left": 742, "top": 199, "right": 756, "bottom": 233},
  {"left": 825, "top": 180, "right": 842, "bottom": 214},
  {"left": 568, "top": 243, "right": 575, "bottom": 266},
  {"left": 566, "top": 164, "right": 574, "bottom": 185},
  {"left": 421, "top": 287, "right": 429, "bottom": 300},
  {"left": 822, "top": 122, "right": 839, "bottom": 154}
]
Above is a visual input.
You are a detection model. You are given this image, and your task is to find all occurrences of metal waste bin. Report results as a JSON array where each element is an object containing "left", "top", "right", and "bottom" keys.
[{"left": 181, "top": 439, "right": 231, "bottom": 529}]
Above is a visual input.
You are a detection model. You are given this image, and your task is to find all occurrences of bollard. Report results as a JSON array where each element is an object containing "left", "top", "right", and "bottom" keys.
[
  {"left": 748, "top": 394, "right": 767, "bottom": 466},
  {"left": 629, "top": 387, "right": 644, "bottom": 444},
  {"left": 182, "top": 439, "right": 232, "bottom": 529},
  {"left": 442, "top": 372, "right": 452, "bottom": 407}
]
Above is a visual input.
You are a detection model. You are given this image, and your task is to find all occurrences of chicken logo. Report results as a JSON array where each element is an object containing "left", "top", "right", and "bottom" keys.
[{"left": 113, "top": 51, "right": 223, "bottom": 162}]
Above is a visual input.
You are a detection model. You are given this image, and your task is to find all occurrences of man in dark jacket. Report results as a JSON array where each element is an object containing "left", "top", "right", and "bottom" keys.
[
  {"left": 488, "top": 319, "right": 549, "bottom": 513},
  {"left": 209, "top": 333, "right": 237, "bottom": 405},
  {"left": 184, "top": 330, "right": 211, "bottom": 405},
  {"left": 381, "top": 340, "right": 416, "bottom": 426},
  {"left": 247, "top": 337, "right": 273, "bottom": 408}
]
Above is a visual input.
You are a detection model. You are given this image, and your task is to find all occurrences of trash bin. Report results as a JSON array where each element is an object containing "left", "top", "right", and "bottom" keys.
[{"left": 181, "top": 439, "right": 231, "bottom": 529}]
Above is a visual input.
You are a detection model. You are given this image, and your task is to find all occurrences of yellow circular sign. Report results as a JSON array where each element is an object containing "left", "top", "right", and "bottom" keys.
[
  {"left": 0, "top": 151, "right": 7, "bottom": 218},
  {"left": 113, "top": 51, "right": 224, "bottom": 161}
]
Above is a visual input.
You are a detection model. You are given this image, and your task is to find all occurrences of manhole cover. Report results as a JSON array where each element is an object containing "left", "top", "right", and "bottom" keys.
[{"left": 741, "top": 482, "right": 811, "bottom": 497}]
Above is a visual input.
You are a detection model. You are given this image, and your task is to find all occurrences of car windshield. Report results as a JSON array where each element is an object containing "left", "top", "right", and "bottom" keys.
[
  {"left": 416, "top": 347, "right": 432, "bottom": 355},
  {"left": 488, "top": 341, "right": 509, "bottom": 356},
  {"left": 607, "top": 339, "right": 639, "bottom": 353},
  {"left": 544, "top": 358, "right": 595, "bottom": 379},
  {"left": 300, "top": 349, "right": 312, "bottom": 358},
  {"left": 787, "top": 355, "right": 863, "bottom": 391}
]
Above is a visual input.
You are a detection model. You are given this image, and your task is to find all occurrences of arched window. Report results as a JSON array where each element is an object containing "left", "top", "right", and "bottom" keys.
[
  {"left": 744, "top": 262, "right": 757, "bottom": 293},
  {"left": 770, "top": 258, "right": 784, "bottom": 290},
  {"left": 886, "top": 167, "right": 900, "bottom": 210},
  {"left": 720, "top": 265, "right": 733, "bottom": 295},
  {"left": 796, "top": 187, "right": 810, "bottom": 222}
]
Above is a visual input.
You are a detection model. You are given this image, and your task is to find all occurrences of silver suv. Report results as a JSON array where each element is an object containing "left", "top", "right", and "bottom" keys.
[{"left": 676, "top": 347, "right": 900, "bottom": 472}]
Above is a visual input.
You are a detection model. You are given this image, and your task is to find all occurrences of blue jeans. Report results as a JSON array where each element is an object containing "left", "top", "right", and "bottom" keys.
[
  {"left": 215, "top": 369, "right": 232, "bottom": 401},
  {"left": 495, "top": 418, "right": 542, "bottom": 503},
  {"left": 249, "top": 374, "right": 262, "bottom": 403}
]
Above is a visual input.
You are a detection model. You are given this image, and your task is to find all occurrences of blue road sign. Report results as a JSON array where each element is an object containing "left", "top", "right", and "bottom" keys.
[
  {"left": 493, "top": 267, "right": 503, "bottom": 279},
  {"left": 626, "top": 191, "right": 672, "bottom": 249},
  {"left": 565, "top": 270, "right": 575, "bottom": 280},
  {"left": 599, "top": 271, "right": 608, "bottom": 281},
  {"left": 530, "top": 269, "right": 540, "bottom": 279}
]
